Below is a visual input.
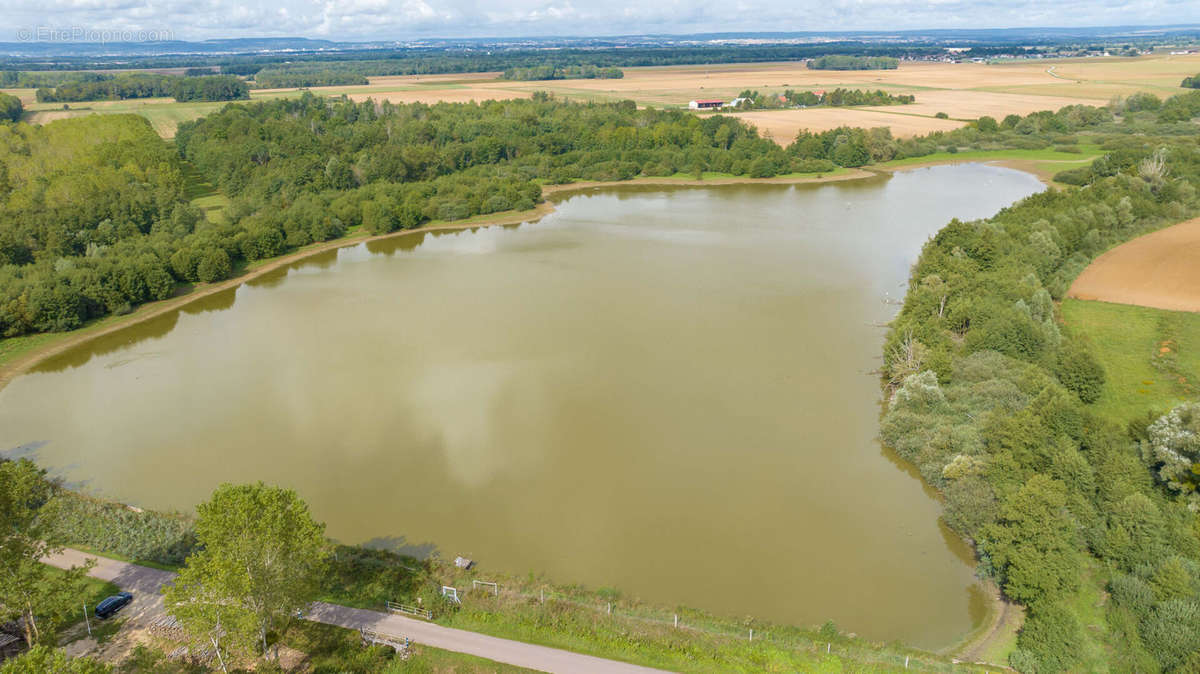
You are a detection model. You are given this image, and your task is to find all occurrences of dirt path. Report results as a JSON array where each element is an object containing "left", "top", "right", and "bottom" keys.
[
  {"left": 1067, "top": 215, "right": 1200, "bottom": 312},
  {"left": 44, "top": 548, "right": 667, "bottom": 673},
  {"left": 952, "top": 582, "right": 1022, "bottom": 668}
]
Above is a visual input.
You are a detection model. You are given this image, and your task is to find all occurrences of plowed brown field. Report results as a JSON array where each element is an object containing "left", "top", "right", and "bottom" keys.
[{"left": 1068, "top": 217, "right": 1200, "bottom": 312}]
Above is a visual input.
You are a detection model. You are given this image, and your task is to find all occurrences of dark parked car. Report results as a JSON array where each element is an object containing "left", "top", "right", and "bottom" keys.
[{"left": 94, "top": 592, "right": 133, "bottom": 619}]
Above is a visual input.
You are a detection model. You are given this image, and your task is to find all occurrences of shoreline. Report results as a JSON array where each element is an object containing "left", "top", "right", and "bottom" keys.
[
  {"left": 0, "top": 161, "right": 1029, "bottom": 659},
  {"left": 0, "top": 170, "right": 872, "bottom": 393}
]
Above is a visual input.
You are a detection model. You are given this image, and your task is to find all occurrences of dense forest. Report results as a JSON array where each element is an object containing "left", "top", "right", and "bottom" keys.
[
  {"left": 35, "top": 74, "right": 249, "bottom": 103},
  {"left": 808, "top": 55, "right": 900, "bottom": 70},
  {"left": 500, "top": 65, "right": 624, "bottom": 81},
  {"left": 0, "top": 115, "right": 189, "bottom": 334},
  {"left": 881, "top": 96, "right": 1200, "bottom": 671}
]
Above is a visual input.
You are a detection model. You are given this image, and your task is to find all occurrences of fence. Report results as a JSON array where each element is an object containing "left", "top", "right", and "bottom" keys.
[
  {"left": 386, "top": 600, "right": 432, "bottom": 620},
  {"left": 454, "top": 584, "right": 1000, "bottom": 673},
  {"left": 471, "top": 580, "right": 499, "bottom": 596},
  {"left": 361, "top": 627, "right": 410, "bottom": 655}
]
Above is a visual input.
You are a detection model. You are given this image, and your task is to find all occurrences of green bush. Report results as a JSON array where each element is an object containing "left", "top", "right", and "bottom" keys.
[{"left": 1054, "top": 340, "right": 1106, "bottom": 403}]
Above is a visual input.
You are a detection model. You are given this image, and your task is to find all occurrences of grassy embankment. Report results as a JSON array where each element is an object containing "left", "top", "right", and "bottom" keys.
[{"left": 878, "top": 145, "right": 1102, "bottom": 168}]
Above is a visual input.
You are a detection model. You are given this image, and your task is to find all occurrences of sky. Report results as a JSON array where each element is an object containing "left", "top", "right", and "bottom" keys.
[{"left": 6, "top": 0, "right": 1200, "bottom": 43}]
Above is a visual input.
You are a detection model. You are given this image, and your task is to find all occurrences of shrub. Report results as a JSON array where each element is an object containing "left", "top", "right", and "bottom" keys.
[
  {"left": 196, "top": 248, "right": 231, "bottom": 283},
  {"left": 1012, "top": 602, "right": 1084, "bottom": 673},
  {"left": 976, "top": 116, "right": 999, "bottom": 133},
  {"left": 1054, "top": 341, "right": 1106, "bottom": 403}
]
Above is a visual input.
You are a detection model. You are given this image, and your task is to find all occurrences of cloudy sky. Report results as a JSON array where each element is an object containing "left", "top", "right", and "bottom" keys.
[{"left": 7, "top": 0, "right": 1200, "bottom": 42}]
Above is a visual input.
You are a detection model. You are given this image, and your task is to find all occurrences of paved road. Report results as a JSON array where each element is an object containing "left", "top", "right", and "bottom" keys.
[{"left": 44, "top": 549, "right": 668, "bottom": 674}]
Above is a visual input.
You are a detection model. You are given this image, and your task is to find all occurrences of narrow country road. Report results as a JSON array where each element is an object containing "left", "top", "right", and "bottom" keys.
[{"left": 44, "top": 549, "right": 669, "bottom": 674}]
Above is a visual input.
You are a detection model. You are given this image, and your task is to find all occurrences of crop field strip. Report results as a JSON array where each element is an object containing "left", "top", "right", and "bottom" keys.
[{"left": 12, "top": 52, "right": 1200, "bottom": 140}]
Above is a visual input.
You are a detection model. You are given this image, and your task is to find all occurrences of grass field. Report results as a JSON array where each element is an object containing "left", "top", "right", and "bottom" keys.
[
  {"left": 14, "top": 52, "right": 1200, "bottom": 142},
  {"left": 880, "top": 146, "right": 1102, "bottom": 167},
  {"left": 1061, "top": 299, "right": 1200, "bottom": 424}
]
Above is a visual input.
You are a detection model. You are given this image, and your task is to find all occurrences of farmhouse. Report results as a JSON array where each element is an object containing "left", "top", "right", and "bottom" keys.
[{"left": 689, "top": 99, "right": 724, "bottom": 110}]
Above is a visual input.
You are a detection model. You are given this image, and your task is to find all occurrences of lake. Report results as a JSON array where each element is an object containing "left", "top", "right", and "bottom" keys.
[{"left": 0, "top": 164, "right": 1044, "bottom": 648}]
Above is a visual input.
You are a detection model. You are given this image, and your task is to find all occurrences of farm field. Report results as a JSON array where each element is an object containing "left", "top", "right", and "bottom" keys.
[
  {"left": 725, "top": 107, "right": 965, "bottom": 139},
  {"left": 13, "top": 52, "right": 1200, "bottom": 140},
  {"left": 1068, "top": 215, "right": 1200, "bottom": 312}
]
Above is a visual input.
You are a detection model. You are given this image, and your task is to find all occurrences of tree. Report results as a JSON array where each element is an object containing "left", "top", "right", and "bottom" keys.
[
  {"left": 1102, "top": 493, "right": 1166, "bottom": 570},
  {"left": 977, "top": 116, "right": 999, "bottom": 133},
  {"left": 1011, "top": 601, "right": 1084, "bottom": 673},
  {"left": 1055, "top": 340, "right": 1106, "bottom": 404},
  {"left": 163, "top": 576, "right": 257, "bottom": 673},
  {"left": 0, "top": 459, "right": 95, "bottom": 646},
  {"left": 0, "top": 92, "right": 21, "bottom": 123},
  {"left": 165, "top": 483, "right": 328, "bottom": 661},
  {"left": 196, "top": 248, "right": 231, "bottom": 283},
  {"left": 980, "top": 475, "right": 1084, "bottom": 605},
  {"left": 362, "top": 198, "right": 398, "bottom": 234},
  {"left": 1146, "top": 403, "right": 1200, "bottom": 509}
]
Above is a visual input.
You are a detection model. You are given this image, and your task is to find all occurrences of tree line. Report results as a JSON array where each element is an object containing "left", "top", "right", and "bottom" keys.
[
  {"left": 728, "top": 87, "right": 914, "bottom": 110},
  {"left": 500, "top": 65, "right": 624, "bottom": 81},
  {"left": 250, "top": 66, "right": 369, "bottom": 88},
  {"left": 807, "top": 55, "right": 899, "bottom": 70},
  {"left": 880, "top": 101, "right": 1200, "bottom": 670},
  {"left": 1183, "top": 73, "right": 1200, "bottom": 89},
  {"left": 35, "top": 74, "right": 249, "bottom": 103},
  {"left": 0, "top": 70, "right": 108, "bottom": 88}
]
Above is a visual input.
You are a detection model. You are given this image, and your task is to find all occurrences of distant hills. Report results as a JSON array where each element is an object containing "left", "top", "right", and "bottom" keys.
[{"left": 2, "top": 24, "right": 1200, "bottom": 59}]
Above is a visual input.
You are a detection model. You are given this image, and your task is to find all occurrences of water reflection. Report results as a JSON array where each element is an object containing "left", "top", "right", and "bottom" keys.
[{"left": 0, "top": 165, "right": 1045, "bottom": 649}]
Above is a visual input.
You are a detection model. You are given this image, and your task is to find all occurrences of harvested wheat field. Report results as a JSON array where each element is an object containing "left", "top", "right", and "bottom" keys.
[
  {"left": 1068, "top": 217, "right": 1200, "bottom": 312},
  {"left": 18, "top": 53, "right": 1200, "bottom": 142},
  {"left": 727, "top": 108, "right": 965, "bottom": 141},
  {"left": 860, "top": 89, "right": 1094, "bottom": 120}
]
